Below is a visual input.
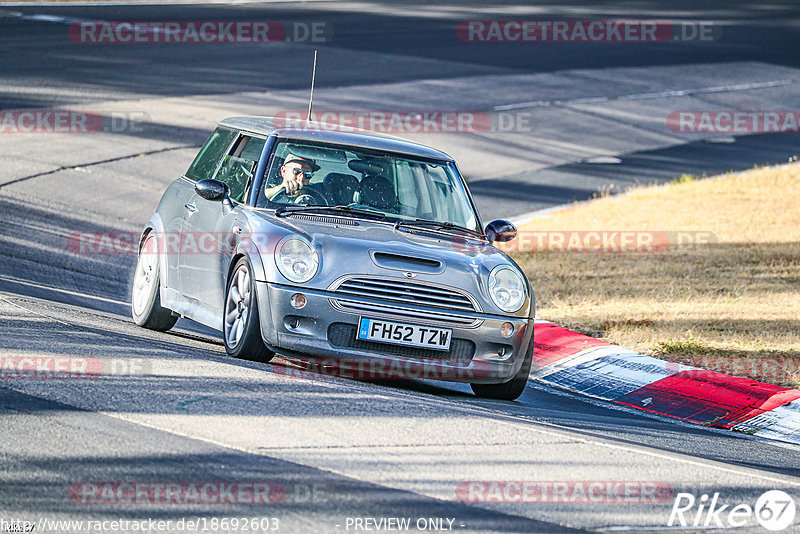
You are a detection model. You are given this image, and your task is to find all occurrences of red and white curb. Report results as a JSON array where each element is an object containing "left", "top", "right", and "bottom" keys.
[{"left": 530, "top": 320, "right": 800, "bottom": 445}]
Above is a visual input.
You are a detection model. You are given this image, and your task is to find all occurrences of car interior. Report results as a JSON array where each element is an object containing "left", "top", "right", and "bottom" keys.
[{"left": 250, "top": 141, "right": 477, "bottom": 232}]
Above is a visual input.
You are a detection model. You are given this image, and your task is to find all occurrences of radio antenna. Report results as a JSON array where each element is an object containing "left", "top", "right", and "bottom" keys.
[{"left": 306, "top": 49, "right": 318, "bottom": 122}]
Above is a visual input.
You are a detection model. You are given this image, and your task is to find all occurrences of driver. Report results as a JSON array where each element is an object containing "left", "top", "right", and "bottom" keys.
[{"left": 264, "top": 153, "right": 321, "bottom": 200}]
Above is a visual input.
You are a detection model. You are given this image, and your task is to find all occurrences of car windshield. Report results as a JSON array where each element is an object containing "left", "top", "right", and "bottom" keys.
[{"left": 256, "top": 140, "right": 480, "bottom": 232}]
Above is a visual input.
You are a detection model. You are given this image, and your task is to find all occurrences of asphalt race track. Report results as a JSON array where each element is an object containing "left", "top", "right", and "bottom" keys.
[{"left": 1, "top": 1, "right": 800, "bottom": 532}]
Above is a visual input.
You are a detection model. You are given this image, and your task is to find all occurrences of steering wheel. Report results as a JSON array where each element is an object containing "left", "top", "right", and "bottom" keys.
[{"left": 269, "top": 186, "right": 328, "bottom": 206}]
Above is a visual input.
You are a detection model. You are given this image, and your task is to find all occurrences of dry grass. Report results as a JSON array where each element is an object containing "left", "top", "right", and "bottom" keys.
[{"left": 508, "top": 163, "right": 800, "bottom": 387}]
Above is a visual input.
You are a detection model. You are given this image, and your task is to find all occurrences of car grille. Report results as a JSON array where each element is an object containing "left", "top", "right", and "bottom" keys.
[
  {"left": 332, "top": 276, "right": 478, "bottom": 312},
  {"left": 329, "top": 276, "right": 482, "bottom": 327},
  {"left": 327, "top": 323, "right": 475, "bottom": 365}
]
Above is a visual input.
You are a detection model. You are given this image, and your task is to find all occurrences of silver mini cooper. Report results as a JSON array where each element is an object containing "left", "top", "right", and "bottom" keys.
[{"left": 131, "top": 117, "right": 534, "bottom": 400}]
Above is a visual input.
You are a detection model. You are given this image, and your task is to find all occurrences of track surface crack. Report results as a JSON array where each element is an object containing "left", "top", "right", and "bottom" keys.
[{"left": 0, "top": 144, "right": 197, "bottom": 189}]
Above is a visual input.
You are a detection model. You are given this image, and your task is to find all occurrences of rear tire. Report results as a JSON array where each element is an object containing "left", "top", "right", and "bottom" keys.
[
  {"left": 131, "top": 233, "right": 178, "bottom": 332},
  {"left": 224, "top": 258, "right": 275, "bottom": 363},
  {"left": 470, "top": 344, "right": 533, "bottom": 401}
]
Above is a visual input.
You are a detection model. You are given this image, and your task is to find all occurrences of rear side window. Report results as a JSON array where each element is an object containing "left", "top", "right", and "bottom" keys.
[{"left": 185, "top": 126, "right": 236, "bottom": 182}]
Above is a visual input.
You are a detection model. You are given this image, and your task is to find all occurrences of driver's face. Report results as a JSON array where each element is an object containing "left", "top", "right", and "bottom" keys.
[{"left": 281, "top": 162, "right": 313, "bottom": 193}]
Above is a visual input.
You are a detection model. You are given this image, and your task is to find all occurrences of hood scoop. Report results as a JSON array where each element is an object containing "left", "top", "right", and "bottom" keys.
[{"left": 370, "top": 251, "right": 444, "bottom": 274}]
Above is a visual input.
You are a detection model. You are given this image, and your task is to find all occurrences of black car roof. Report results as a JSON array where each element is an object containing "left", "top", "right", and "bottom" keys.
[{"left": 218, "top": 116, "right": 455, "bottom": 162}]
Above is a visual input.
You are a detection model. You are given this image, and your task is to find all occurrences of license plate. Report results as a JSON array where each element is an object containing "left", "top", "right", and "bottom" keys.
[{"left": 357, "top": 317, "right": 452, "bottom": 351}]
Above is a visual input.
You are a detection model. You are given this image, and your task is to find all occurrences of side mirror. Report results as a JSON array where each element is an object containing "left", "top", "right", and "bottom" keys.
[
  {"left": 484, "top": 220, "right": 517, "bottom": 243},
  {"left": 195, "top": 179, "right": 230, "bottom": 202}
]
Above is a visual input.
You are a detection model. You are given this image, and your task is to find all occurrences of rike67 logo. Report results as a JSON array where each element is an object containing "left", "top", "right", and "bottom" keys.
[{"left": 669, "top": 490, "right": 797, "bottom": 531}]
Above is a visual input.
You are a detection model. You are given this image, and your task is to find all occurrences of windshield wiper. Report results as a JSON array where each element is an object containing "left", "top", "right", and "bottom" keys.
[
  {"left": 394, "top": 219, "right": 485, "bottom": 239},
  {"left": 275, "top": 205, "right": 387, "bottom": 220}
]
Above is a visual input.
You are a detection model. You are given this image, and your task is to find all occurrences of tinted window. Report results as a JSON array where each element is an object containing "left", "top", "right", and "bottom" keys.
[
  {"left": 214, "top": 136, "right": 266, "bottom": 203},
  {"left": 185, "top": 126, "right": 236, "bottom": 182}
]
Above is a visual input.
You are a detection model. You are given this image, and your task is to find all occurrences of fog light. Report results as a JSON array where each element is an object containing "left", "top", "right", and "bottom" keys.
[
  {"left": 497, "top": 347, "right": 506, "bottom": 357},
  {"left": 290, "top": 293, "right": 307, "bottom": 309},
  {"left": 500, "top": 322, "right": 514, "bottom": 337}
]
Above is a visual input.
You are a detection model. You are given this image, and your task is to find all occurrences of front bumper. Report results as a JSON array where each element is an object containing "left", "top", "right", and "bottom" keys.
[{"left": 255, "top": 281, "right": 533, "bottom": 383}]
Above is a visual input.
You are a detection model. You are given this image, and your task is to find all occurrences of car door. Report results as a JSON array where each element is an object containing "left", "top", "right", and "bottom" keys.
[
  {"left": 181, "top": 133, "right": 267, "bottom": 314},
  {"left": 175, "top": 126, "right": 238, "bottom": 296},
  {"left": 159, "top": 177, "right": 197, "bottom": 293}
]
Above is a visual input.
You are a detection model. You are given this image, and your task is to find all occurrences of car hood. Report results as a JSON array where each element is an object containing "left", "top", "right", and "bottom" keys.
[{"left": 253, "top": 213, "right": 531, "bottom": 318}]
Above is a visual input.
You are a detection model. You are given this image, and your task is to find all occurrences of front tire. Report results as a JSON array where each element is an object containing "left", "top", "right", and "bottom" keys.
[
  {"left": 224, "top": 258, "right": 275, "bottom": 363},
  {"left": 470, "top": 344, "right": 533, "bottom": 401},
  {"left": 131, "top": 233, "right": 178, "bottom": 332}
]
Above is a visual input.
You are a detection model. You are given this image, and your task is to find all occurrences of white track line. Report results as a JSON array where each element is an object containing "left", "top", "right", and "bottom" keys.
[{"left": 494, "top": 79, "right": 794, "bottom": 111}]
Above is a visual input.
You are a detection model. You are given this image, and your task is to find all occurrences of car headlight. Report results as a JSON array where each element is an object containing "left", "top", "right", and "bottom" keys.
[
  {"left": 488, "top": 265, "right": 526, "bottom": 313},
  {"left": 275, "top": 236, "right": 319, "bottom": 283}
]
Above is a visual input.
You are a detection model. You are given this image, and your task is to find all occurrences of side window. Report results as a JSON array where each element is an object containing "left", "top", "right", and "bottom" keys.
[
  {"left": 214, "top": 135, "right": 266, "bottom": 203},
  {"left": 185, "top": 126, "right": 236, "bottom": 182}
]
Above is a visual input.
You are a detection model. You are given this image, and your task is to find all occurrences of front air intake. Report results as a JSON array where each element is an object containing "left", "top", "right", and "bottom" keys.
[{"left": 371, "top": 252, "right": 442, "bottom": 273}]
